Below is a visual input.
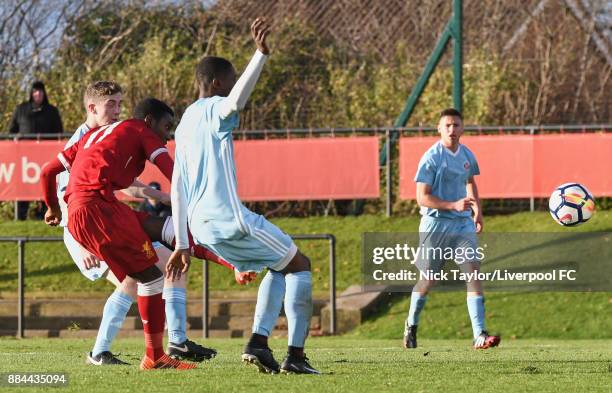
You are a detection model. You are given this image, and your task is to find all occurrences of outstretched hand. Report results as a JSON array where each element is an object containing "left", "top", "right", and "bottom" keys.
[
  {"left": 251, "top": 17, "right": 271, "bottom": 55},
  {"left": 166, "top": 249, "right": 191, "bottom": 281}
]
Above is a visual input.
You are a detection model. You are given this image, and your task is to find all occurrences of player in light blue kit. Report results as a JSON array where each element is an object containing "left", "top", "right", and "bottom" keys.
[
  {"left": 403, "top": 108, "right": 500, "bottom": 350},
  {"left": 168, "top": 17, "right": 319, "bottom": 374}
]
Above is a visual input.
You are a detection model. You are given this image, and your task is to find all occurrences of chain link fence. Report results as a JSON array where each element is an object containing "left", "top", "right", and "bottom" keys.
[
  {"left": 1, "top": 1, "right": 609, "bottom": 131},
  {"left": 221, "top": 0, "right": 610, "bottom": 63},
  {"left": 218, "top": 0, "right": 610, "bottom": 126}
]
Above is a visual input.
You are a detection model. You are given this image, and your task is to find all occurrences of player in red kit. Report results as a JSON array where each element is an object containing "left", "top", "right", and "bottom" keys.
[{"left": 41, "top": 100, "right": 196, "bottom": 370}]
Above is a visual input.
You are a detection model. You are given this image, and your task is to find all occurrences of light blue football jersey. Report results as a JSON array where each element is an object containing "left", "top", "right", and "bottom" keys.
[
  {"left": 415, "top": 141, "right": 480, "bottom": 219},
  {"left": 57, "top": 123, "right": 90, "bottom": 227},
  {"left": 173, "top": 96, "right": 244, "bottom": 245}
]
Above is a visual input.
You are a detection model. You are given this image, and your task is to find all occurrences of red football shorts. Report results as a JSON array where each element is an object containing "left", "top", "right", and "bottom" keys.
[{"left": 67, "top": 198, "right": 158, "bottom": 282}]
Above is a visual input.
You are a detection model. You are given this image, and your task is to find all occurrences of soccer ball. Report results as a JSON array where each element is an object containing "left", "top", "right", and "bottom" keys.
[{"left": 548, "top": 183, "right": 595, "bottom": 226}]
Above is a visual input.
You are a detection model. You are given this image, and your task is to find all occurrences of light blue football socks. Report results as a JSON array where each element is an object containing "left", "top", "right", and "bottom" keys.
[
  {"left": 406, "top": 292, "right": 428, "bottom": 331},
  {"left": 163, "top": 287, "right": 187, "bottom": 344},
  {"left": 251, "top": 269, "right": 313, "bottom": 348},
  {"left": 284, "top": 271, "right": 313, "bottom": 348},
  {"left": 467, "top": 295, "right": 486, "bottom": 338},
  {"left": 92, "top": 290, "right": 133, "bottom": 357},
  {"left": 252, "top": 270, "right": 286, "bottom": 337}
]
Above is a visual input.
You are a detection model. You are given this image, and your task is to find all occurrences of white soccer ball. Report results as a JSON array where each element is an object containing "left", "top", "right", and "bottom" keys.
[{"left": 548, "top": 183, "right": 595, "bottom": 226}]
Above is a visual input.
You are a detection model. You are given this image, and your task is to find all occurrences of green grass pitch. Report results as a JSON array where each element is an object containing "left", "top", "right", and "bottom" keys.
[
  {"left": 1, "top": 213, "right": 610, "bottom": 391},
  {"left": 0, "top": 337, "right": 610, "bottom": 392},
  {"left": 1, "top": 211, "right": 611, "bottom": 294}
]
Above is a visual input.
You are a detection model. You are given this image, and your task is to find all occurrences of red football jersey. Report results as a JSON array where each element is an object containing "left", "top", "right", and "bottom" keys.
[{"left": 58, "top": 119, "right": 168, "bottom": 204}]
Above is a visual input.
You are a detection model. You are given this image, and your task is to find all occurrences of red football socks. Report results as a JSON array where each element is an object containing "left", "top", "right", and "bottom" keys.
[{"left": 138, "top": 293, "right": 165, "bottom": 360}]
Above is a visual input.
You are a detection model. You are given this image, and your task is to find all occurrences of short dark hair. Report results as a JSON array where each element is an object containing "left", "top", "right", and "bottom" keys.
[
  {"left": 196, "top": 56, "right": 234, "bottom": 87},
  {"left": 133, "top": 97, "right": 174, "bottom": 121},
  {"left": 440, "top": 108, "right": 462, "bottom": 119}
]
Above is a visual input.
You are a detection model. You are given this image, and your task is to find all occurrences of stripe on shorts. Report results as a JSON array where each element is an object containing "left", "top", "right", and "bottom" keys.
[{"left": 252, "top": 227, "right": 288, "bottom": 257}]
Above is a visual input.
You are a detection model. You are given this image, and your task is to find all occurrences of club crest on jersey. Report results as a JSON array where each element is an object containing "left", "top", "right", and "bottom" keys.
[
  {"left": 464, "top": 161, "right": 470, "bottom": 171},
  {"left": 142, "top": 242, "right": 155, "bottom": 259}
]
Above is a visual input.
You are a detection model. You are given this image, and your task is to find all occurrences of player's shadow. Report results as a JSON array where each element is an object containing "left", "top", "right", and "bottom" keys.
[{"left": 0, "top": 263, "right": 76, "bottom": 282}]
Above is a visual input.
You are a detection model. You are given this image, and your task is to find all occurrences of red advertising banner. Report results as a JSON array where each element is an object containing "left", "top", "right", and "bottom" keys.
[
  {"left": 0, "top": 137, "right": 380, "bottom": 201},
  {"left": 532, "top": 134, "right": 612, "bottom": 197},
  {"left": 234, "top": 137, "right": 380, "bottom": 200},
  {"left": 0, "top": 140, "right": 67, "bottom": 201},
  {"left": 399, "top": 133, "right": 612, "bottom": 199}
]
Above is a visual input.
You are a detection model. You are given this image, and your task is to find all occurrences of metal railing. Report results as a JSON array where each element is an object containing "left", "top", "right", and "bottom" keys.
[
  {"left": 0, "top": 234, "right": 337, "bottom": 338},
  {"left": 201, "top": 233, "right": 336, "bottom": 337},
  {"left": 0, "top": 236, "right": 63, "bottom": 338}
]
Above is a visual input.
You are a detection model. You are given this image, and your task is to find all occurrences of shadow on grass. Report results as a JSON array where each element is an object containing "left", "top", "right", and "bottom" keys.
[{"left": 0, "top": 263, "right": 76, "bottom": 282}]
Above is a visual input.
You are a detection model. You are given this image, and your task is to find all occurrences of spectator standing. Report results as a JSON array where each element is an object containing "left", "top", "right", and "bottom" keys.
[
  {"left": 9, "top": 80, "right": 63, "bottom": 134},
  {"left": 10, "top": 80, "right": 64, "bottom": 220}
]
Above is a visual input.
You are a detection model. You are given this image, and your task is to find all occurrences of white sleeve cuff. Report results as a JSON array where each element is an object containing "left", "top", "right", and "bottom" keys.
[{"left": 149, "top": 147, "right": 169, "bottom": 163}]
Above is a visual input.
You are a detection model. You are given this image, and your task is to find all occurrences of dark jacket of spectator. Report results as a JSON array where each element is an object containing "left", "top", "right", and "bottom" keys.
[{"left": 9, "top": 81, "right": 63, "bottom": 134}]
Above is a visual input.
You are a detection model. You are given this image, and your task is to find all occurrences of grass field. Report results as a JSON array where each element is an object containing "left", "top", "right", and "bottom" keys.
[
  {"left": 351, "top": 291, "right": 612, "bottom": 340},
  {"left": 0, "top": 337, "right": 610, "bottom": 392},
  {"left": 1, "top": 211, "right": 611, "bottom": 294},
  {"left": 1, "top": 212, "right": 611, "bottom": 341},
  {"left": 1, "top": 213, "right": 610, "bottom": 391}
]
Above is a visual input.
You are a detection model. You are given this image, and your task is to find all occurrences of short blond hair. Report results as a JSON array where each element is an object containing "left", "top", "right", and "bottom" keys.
[{"left": 83, "top": 81, "right": 122, "bottom": 107}]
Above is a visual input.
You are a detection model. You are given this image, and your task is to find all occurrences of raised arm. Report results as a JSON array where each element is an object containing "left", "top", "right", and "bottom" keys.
[{"left": 218, "top": 18, "right": 270, "bottom": 119}]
